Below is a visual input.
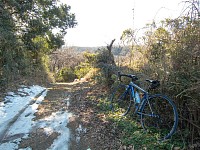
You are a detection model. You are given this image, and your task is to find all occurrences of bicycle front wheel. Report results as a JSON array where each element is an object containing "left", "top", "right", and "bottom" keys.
[
  {"left": 140, "top": 94, "right": 178, "bottom": 140},
  {"left": 110, "top": 84, "right": 132, "bottom": 116}
]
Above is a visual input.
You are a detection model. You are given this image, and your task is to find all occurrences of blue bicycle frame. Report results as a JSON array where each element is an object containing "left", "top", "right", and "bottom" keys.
[
  {"left": 126, "top": 81, "right": 159, "bottom": 118},
  {"left": 111, "top": 72, "right": 178, "bottom": 140}
]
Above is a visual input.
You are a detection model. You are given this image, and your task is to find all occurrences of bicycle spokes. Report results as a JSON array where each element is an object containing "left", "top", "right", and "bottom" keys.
[
  {"left": 110, "top": 84, "right": 132, "bottom": 116},
  {"left": 140, "top": 95, "right": 178, "bottom": 140}
]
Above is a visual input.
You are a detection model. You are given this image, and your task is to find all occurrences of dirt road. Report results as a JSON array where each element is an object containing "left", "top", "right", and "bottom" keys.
[{"left": 0, "top": 81, "right": 122, "bottom": 150}]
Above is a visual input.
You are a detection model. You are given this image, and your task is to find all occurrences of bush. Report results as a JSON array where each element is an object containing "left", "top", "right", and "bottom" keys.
[
  {"left": 84, "top": 68, "right": 99, "bottom": 81},
  {"left": 56, "top": 67, "right": 77, "bottom": 82},
  {"left": 94, "top": 48, "right": 116, "bottom": 86},
  {"left": 74, "top": 62, "right": 91, "bottom": 79}
]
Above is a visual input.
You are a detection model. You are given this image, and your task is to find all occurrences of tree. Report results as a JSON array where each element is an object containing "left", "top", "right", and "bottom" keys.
[
  {"left": 106, "top": 39, "right": 115, "bottom": 64},
  {"left": 180, "top": 0, "right": 200, "bottom": 20},
  {"left": 0, "top": 0, "right": 77, "bottom": 87}
]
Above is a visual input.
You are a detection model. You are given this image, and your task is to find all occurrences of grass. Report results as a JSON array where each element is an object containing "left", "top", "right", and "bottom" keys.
[
  {"left": 79, "top": 79, "right": 185, "bottom": 149},
  {"left": 92, "top": 89, "right": 185, "bottom": 150}
]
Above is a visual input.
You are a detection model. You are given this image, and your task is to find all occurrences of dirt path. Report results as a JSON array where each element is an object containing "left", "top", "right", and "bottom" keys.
[
  {"left": 14, "top": 81, "right": 122, "bottom": 150},
  {"left": 66, "top": 81, "right": 121, "bottom": 150},
  {"left": 0, "top": 80, "right": 124, "bottom": 149}
]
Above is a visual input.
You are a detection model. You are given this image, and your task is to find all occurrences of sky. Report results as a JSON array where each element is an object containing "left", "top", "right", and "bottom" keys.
[
  {"left": 62, "top": 0, "right": 185, "bottom": 47},
  {"left": 0, "top": 85, "right": 78, "bottom": 150}
]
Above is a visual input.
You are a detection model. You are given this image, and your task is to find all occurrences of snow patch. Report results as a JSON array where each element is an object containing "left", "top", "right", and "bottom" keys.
[
  {"left": 75, "top": 124, "right": 87, "bottom": 143},
  {"left": 0, "top": 85, "right": 72, "bottom": 150}
]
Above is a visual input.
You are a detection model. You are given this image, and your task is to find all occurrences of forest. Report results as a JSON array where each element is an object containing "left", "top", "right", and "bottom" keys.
[{"left": 0, "top": 0, "right": 199, "bottom": 149}]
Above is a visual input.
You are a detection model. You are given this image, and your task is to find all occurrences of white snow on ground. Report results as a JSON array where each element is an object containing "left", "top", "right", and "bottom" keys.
[
  {"left": 45, "top": 111, "right": 72, "bottom": 150},
  {"left": 0, "top": 85, "right": 45, "bottom": 125},
  {"left": 0, "top": 85, "right": 72, "bottom": 150},
  {"left": 75, "top": 124, "right": 87, "bottom": 143}
]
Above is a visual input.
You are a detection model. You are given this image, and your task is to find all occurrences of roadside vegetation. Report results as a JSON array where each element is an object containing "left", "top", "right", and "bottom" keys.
[
  {"left": 0, "top": 0, "right": 77, "bottom": 89},
  {"left": 0, "top": 0, "right": 199, "bottom": 149}
]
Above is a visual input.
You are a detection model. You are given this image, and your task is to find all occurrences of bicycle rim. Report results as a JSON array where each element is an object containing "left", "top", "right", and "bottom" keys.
[
  {"left": 140, "top": 94, "right": 178, "bottom": 140},
  {"left": 110, "top": 84, "right": 132, "bottom": 116}
]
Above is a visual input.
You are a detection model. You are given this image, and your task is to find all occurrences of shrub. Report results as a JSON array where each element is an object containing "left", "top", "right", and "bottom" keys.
[
  {"left": 74, "top": 62, "right": 91, "bottom": 79},
  {"left": 56, "top": 67, "right": 76, "bottom": 82}
]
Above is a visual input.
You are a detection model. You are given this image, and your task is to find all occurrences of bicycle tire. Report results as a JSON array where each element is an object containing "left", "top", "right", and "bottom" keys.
[
  {"left": 110, "top": 84, "right": 132, "bottom": 116},
  {"left": 140, "top": 94, "right": 178, "bottom": 140}
]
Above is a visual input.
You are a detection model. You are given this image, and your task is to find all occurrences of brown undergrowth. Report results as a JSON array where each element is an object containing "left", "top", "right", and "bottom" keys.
[{"left": 68, "top": 81, "right": 122, "bottom": 150}]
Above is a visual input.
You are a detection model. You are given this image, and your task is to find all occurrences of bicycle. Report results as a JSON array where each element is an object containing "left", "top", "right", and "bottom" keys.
[{"left": 109, "top": 72, "right": 178, "bottom": 140}]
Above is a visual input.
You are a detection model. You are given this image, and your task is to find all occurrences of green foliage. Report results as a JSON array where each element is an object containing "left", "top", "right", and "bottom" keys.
[
  {"left": 74, "top": 51, "right": 97, "bottom": 80},
  {"left": 118, "top": 15, "right": 200, "bottom": 146},
  {"left": 94, "top": 48, "right": 117, "bottom": 86},
  {"left": 74, "top": 63, "right": 91, "bottom": 79},
  {"left": 118, "top": 120, "right": 181, "bottom": 150},
  {"left": 114, "top": 2, "right": 199, "bottom": 146},
  {"left": 56, "top": 67, "right": 77, "bottom": 82},
  {"left": 96, "top": 97, "right": 111, "bottom": 111},
  {"left": 83, "top": 51, "right": 97, "bottom": 65},
  {"left": 94, "top": 95, "right": 184, "bottom": 149},
  {"left": 82, "top": 67, "right": 185, "bottom": 149},
  {"left": 2, "top": 0, "right": 76, "bottom": 52},
  {"left": 96, "top": 48, "right": 115, "bottom": 64},
  {"left": 120, "top": 28, "right": 135, "bottom": 45},
  {"left": 0, "top": 0, "right": 77, "bottom": 87}
]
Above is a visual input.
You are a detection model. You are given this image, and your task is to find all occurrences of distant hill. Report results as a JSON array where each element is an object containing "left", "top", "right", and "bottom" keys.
[
  {"left": 61, "top": 46, "right": 130, "bottom": 56},
  {"left": 61, "top": 46, "right": 101, "bottom": 53}
]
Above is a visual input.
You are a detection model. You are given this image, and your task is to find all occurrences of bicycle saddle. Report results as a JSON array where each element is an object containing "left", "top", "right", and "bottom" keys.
[{"left": 146, "top": 79, "right": 160, "bottom": 89}]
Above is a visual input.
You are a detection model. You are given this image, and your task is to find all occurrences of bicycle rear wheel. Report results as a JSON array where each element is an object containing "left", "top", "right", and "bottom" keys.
[
  {"left": 110, "top": 84, "right": 132, "bottom": 116},
  {"left": 140, "top": 94, "right": 178, "bottom": 140}
]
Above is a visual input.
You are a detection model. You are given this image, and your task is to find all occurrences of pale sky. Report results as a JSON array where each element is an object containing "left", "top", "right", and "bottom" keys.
[{"left": 62, "top": 0, "right": 184, "bottom": 47}]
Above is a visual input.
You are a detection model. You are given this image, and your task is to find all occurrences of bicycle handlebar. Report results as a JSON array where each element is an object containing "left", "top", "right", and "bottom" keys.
[
  {"left": 117, "top": 72, "right": 160, "bottom": 89},
  {"left": 117, "top": 72, "right": 138, "bottom": 82}
]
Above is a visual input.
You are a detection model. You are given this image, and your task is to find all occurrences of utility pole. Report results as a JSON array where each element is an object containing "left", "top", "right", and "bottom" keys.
[
  {"left": 130, "top": 0, "right": 136, "bottom": 69},
  {"left": 132, "top": 0, "right": 136, "bottom": 30},
  {"left": 132, "top": 8, "right": 135, "bottom": 30}
]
